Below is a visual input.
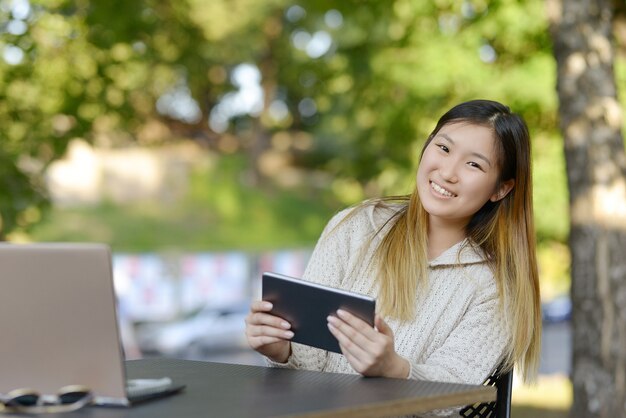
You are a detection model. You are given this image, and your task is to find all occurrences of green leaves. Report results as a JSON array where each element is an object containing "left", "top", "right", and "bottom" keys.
[{"left": 0, "top": 0, "right": 570, "bottom": 243}]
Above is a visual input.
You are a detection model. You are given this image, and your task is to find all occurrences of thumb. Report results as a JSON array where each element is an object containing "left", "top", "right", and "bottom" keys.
[{"left": 374, "top": 315, "right": 394, "bottom": 337}]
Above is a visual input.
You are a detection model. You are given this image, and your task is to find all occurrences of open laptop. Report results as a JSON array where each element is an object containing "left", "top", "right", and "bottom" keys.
[{"left": 0, "top": 243, "right": 185, "bottom": 406}]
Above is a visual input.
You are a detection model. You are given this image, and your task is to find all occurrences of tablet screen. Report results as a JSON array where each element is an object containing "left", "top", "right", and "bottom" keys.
[{"left": 261, "top": 272, "right": 376, "bottom": 353}]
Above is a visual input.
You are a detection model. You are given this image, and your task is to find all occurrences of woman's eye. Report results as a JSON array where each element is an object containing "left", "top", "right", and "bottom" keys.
[{"left": 436, "top": 144, "right": 449, "bottom": 152}]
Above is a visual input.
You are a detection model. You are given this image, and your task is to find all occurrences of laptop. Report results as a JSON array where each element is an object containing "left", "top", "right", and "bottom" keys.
[{"left": 0, "top": 243, "right": 185, "bottom": 406}]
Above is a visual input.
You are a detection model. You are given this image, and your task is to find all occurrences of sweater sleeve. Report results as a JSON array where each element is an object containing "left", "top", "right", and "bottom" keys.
[
  {"left": 407, "top": 281, "right": 508, "bottom": 386},
  {"left": 265, "top": 207, "right": 357, "bottom": 371}
]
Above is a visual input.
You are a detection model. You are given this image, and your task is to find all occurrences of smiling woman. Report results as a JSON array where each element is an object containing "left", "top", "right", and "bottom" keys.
[
  {"left": 417, "top": 122, "right": 514, "bottom": 254},
  {"left": 245, "top": 99, "right": 541, "bottom": 417}
]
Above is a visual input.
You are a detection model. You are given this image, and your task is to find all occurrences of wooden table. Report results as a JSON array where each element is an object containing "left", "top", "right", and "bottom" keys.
[{"left": 45, "top": 358, "right": 496, "bottom": 417}]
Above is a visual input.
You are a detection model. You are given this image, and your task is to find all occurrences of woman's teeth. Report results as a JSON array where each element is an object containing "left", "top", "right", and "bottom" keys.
[{"left": 431, "top": 181, "right": 455, "bottom": 197}]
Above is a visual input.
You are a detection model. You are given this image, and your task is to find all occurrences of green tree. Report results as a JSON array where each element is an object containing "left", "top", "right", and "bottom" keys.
[
  {"left": 266, "top": 0, "right": 556, "bottom": 188},
  {"left": 2, "top": 0, "right": 564, "bottom": 247},
  {"left": 0, "top": 0, "right": 278, "bottom": 237}
]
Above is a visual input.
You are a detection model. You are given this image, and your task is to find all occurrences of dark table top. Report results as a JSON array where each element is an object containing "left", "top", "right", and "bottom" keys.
[{"left": 39, "top": 358, "right": 495, "bottom": 417}]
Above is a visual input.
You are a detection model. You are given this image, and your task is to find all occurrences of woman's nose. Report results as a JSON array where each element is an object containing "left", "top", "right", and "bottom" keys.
[{"left": 439, "top": 161, "right": 459, "bottom": 183}]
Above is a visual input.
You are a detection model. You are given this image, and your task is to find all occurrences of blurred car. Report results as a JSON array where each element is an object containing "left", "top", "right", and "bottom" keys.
[
  {"left": 136, "top": 303, "right": 249, "bottom": 357},
  {"left": 542, "top": 295, "right": 572, "bottom": 323}
]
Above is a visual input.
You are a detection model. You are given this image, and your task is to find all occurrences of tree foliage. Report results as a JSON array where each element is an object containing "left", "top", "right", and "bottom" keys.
[{"left": 2, "top": 0, "right": 562, "bottom": 239}]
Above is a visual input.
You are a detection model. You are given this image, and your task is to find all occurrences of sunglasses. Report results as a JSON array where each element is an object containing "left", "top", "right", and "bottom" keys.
[{"left": 0, "top": 385, "right": 93, "bottom": 414}]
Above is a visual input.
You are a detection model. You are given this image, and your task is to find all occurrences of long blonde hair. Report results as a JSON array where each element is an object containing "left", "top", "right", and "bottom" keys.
[{"left": 370, "top": 100, "right": 540, "bottom": 382}]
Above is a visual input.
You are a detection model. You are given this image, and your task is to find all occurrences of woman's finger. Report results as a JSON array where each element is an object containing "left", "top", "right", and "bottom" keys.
[
  {"left": 327, "top": 318, "right": 370, "bottom": 358},
  {"left": 374, "top": 315, "right": 394, "bottom": 338},
  {"left": 248, "top": 323, "right": 294, "bottom": 339},
  {"left": 246, "top": 310, "right": 292, "bottom": 330},
  {"left": 253, "top": 311, "right": 292, "bottom": 329},
  {"left": 335, "top": 309, "right": 379, "bottom": 342},
  {"left": 250, "top": 300, "right": 273, "bottom": 312}
]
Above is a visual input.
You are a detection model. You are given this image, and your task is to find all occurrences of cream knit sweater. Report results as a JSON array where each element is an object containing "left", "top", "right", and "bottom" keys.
[{"left": 267, "top": 203, "right": 510, "bottom": 416}]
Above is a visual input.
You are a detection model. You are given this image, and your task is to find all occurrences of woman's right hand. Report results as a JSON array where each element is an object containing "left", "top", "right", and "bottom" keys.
[{"left": 245, "top": 300, "right": 293, "bottom": 363}]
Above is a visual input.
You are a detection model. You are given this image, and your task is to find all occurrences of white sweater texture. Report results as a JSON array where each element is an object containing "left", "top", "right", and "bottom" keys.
[{"left": 267, "top": 203, "right": 510, "bottom": 416}]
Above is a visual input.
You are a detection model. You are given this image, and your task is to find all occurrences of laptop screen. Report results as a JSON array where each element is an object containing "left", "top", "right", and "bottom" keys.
[{"left": 0, "top": 243, "right": 128, "bottom": 403}]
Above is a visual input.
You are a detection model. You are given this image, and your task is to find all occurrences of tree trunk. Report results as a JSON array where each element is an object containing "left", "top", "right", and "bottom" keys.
[{"left": 548, "top": 0, "right": 626, "bottom": 417}]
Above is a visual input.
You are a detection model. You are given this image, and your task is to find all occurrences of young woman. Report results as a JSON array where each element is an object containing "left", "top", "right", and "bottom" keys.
[{"left": 245, "top": 100, "right": 541, "bottom": 392}]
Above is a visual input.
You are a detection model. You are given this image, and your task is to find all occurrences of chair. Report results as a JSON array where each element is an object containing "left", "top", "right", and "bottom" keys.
[{"left": 459, "top": 367, "right": 513, "bottom": 418}]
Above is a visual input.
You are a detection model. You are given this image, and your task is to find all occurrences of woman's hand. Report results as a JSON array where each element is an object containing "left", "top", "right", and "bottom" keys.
[
  {"left": 327, "top": 310, "right": 409, "bottom": 379},
  {"left": 245, "top": 300, "right": 293, "bottom": 363}
]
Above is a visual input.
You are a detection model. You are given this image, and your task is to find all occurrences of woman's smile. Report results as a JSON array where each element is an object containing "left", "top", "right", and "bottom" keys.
[{"left": 429, "top": 181, "right": 456, "bottom": 198}]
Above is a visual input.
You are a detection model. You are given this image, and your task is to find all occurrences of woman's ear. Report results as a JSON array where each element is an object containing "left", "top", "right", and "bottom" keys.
[{"left": 490, "top": 179, "right": 515, "bottom": 202}]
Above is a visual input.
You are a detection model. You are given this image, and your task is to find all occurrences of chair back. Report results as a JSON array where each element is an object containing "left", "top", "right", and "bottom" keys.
[{"left": 459, "top": 367, "right": 512, "bottom": 418}]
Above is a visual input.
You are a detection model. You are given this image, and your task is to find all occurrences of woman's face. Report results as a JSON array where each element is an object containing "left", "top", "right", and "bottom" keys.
[{"left": 416, "top": 122, "right": 512, "bottom": 229}]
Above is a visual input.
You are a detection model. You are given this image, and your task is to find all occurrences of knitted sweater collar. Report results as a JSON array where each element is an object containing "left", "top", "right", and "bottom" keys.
[
  {"left": 428, "top": 239, "right": 488, "bottom": 267},
  {"left": 366, "top": 203, "right": 489, "bottom": 267}
]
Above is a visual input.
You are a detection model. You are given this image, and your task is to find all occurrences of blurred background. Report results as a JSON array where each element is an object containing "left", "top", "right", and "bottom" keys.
[{"left": 2, "top": 0, "right": 625, "bottom": 416}]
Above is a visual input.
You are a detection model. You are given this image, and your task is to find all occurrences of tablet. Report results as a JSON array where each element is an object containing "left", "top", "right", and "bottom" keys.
[{"left": 261, "top": 272, "right": 376, "bottom": 353}]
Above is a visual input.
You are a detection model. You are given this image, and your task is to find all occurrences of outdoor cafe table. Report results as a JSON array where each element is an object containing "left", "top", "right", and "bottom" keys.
[{"left": 46, "top": 358, "right": 496, "bottom": 417}]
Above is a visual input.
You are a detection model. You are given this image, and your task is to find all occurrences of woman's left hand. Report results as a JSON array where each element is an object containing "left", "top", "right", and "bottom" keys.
[{"left": 327, "top": 310, "right": 410, "bottom": 378}]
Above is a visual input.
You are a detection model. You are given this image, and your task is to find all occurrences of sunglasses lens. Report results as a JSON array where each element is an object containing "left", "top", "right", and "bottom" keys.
[
  {"left": 58, "top": 390, "right": 89, "bottom": 404},
  {"left": 3, "top": 386, "right": 91, "bottom": 413},
  {"left": 8, "top": 393, "right": 39, "bottom": 406}
]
